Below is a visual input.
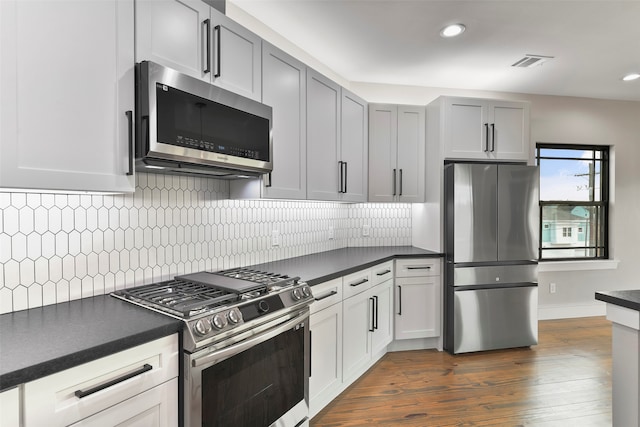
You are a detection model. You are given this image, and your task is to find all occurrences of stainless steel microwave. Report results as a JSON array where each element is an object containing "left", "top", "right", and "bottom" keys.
[{"left": 135, "top": 61, "right": 272, "bottom": 178}]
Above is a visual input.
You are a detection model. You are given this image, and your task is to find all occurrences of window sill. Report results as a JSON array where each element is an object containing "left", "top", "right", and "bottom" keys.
[{"left": 538, "top": 259, "right": 619, "bottom": 273}]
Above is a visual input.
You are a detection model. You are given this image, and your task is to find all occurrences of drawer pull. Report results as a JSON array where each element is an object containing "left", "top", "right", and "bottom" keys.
[
  {"left": 350, "top": 278, "right": 369, "bottom": 287},
  {"left": 314, "top": 290, "right": 338, "bottom": 301},
  {"left": 376, "top": 269, "right": 391, "bottom": 276},
  {"left": 74, "top": 364, "right": 153, "bottom": 399},
  {"left": 407, "top": 266, "right": 431, "bottom": 270}
]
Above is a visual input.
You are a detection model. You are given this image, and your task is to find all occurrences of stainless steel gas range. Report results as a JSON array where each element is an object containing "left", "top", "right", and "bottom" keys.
[{"left": 113, "top": 268, "right": 313, "bottom": 427}]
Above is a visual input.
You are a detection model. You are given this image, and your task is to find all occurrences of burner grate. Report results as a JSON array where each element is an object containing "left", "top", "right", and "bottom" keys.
[{"left": 117, "top": 279, "right": 238, "bottom": 317}]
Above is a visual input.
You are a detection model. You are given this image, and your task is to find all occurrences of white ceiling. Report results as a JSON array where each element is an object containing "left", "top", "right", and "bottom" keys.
[{"left": 229, "top": 0, "right": 640, "bottom": 101}]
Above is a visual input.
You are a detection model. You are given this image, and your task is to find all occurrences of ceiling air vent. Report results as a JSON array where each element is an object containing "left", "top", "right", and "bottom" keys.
[{"left": 512, "top": 54, "right": 554, "bottom": 68}]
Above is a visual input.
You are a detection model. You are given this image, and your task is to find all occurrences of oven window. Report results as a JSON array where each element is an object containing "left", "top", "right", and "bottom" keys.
[{"left": 201, "top": 326, "right": 305, "bottom": 427}]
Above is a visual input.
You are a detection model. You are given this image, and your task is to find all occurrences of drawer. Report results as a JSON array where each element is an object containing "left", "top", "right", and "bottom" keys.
[
  {"left": 342, "top": 268, "right": 373, "bottom": 299},
  {"left": 24, "top": 334, "right": 179, "bottom": 427},
  {"left": 371, "top": 261, "right": 394, "bottom": 286},
  {"left": 395, "top": 258, "right": 441, "bottom": 277},
  {"left": 310, "top": 278, "right": 343, "bottom": 314}
]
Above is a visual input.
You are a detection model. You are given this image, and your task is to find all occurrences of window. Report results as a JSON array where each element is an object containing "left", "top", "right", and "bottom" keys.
[{"left": 536, "top": 144, "right": 609, "bottom": 260}]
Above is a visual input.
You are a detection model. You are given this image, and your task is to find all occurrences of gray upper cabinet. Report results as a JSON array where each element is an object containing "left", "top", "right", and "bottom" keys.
[
  {"left": 0, "top": 0, "right": 135, "bottom": 193},
  {"left": 307, "top": 69, "right": 368, "bottom": 202},
  {"left": 368, "top": 104, "right": 425, "bottom": 203},
  {"left": 440, "top": 97, "right": 530, "bottom": 161},
  {"left": 136, "top": 0, "right": 261, "bottom": 101}
]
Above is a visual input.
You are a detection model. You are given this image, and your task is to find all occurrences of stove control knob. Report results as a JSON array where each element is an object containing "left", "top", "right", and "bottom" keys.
[
  {"left": 194, "top": 318, "right": 212, "bottom": 336},
  {"left": 258, "top": 300, "right": 270, "bottom": 313},
  {"left": 227, "top": 309, "right": 240, "bottom": 324},
  {"left": 292, "top": 288, "right": 302, "bottom": 301},
  {"left": 211, "top": 313, "right": 228, "bottom": 330},
  {"left": 301, "top": 286, "right": 311, "bottom": 298}
]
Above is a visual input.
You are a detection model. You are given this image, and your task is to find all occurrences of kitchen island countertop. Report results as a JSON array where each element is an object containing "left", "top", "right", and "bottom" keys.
[
  {"left": 0, "top": 246, "right": 442, "bottom": 392},
  {"left": 595, "top": 289, "right": 640, "bottom": 312}
]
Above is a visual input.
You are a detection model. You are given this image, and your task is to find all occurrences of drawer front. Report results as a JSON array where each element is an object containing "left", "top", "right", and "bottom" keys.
[
  {"left": 24, "top": 334, "right": 179, "bottom": 427},
  {"left": 310, "top": 278, "right": 343, "bottom": 314},
  {"left": 396, "top": 258, "right": 441, "bottom": 277},
  {"left": 342, "top": 268, "right": 373, "bottom": 300},
  {"left": 371, "top": 261, "right": 394, "bottom": 286}
]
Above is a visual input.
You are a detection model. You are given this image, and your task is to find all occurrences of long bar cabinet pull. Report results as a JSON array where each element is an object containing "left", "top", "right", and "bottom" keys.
[
  {"left": 74, "top": 364, "right": 153, "bottom": 399},
  {"left": 490, "top": 123, "right": 496, "bottom": 152},
  {"left": 343, "top": 161, "right": 348, "bottom": 193},
  {"left": 350, "top": 278, "right": 369, "bottom": 287},
  {"left": 399, "top": 169, "right": 403, "bottom": 196},
  {"left": 125, "top": 110, "right": 134, "bottom": 176},
  {"left": 338, "top": 161, "right": 345, "bottom": 193},
  {"left": 314, "top": 290, "right": 338, "bottom": 301},
  {"left": 392, "top": 169, "right": 397, "bottom": 196},
  {"left": 214, "top": 25, "right": 222, "bottom": 78},
  {"left": 369, "top": 297, "right": 375, "bottom": 332},
  {"left": 398, "top": 285, "right": 402, "bottom": 315},
  {"left": 484, "top": 123, "right": 489, "bottom": 152},
  {"left": 407, "top": 266, "right": 431, "bottom": 270},
  {"left": 376, "top": 269, "right": 391, "bottom": 276},
  {"left": 202, "top": 19, "right": 211, "bottom": 74},
  {"left": 373, "top": 295, "right": 379, "bottom": 330}
]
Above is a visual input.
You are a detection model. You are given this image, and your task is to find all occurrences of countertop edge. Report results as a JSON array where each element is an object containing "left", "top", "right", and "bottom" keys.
[{"left": 595, "top": 291, "right": 640, "bottom": 312}]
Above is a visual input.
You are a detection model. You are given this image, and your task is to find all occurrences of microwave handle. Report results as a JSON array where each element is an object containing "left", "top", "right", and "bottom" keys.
[
  {"left": 125, "top": 110, "right": 134, "bottom": 176},
  {"left": 203, "top": 19, "right": 211, "bottom": 74}
]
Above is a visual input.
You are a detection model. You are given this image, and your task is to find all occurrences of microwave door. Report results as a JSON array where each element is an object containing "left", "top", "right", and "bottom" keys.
[{"left": 156, "top": 85, "right": 204, "bottom": 149}]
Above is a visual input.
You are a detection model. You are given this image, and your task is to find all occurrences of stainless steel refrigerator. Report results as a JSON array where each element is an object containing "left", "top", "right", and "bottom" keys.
[{"left": 444, "top": 162, "right": 539, "bottom": 354}]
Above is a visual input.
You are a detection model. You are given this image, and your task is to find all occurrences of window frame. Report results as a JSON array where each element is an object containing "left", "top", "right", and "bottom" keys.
[{"left": 536, "top": 143, "right": 609, "bottom": 261}]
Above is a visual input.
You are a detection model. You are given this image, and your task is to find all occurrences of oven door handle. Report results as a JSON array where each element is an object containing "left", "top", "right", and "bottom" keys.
[{"left": 192, "top": 311, "right": 309, "bottom": 368}]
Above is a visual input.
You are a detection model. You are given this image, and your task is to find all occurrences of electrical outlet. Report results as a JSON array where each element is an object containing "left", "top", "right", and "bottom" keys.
[
  {"left": 363, "top": 224, "right": 371, "bottom": 237},
  {"left": 550, "top": 283, "right": 556, "bottom": 294},
  {"left": 272, "top": 230, "right": 280, "bottom": 246},
  {"left": 328, "top": 226, "right": 334, "bottom": 240}
]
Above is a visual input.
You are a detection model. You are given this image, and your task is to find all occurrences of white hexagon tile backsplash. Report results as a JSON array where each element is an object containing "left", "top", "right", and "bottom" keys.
[{"left": 0, "top": 173, "right": 411, "bottom": 313}]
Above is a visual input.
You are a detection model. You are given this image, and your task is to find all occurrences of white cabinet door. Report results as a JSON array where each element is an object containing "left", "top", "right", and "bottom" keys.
[
  {"left": 210, "top": 7, "right": 262, "bottom": 101},
  {"left": 71, "top": 378, "right": 178, "bottom": 427},
  {"left": 395, "top": 276, "right": 441, "bottom": 340},
  {"left": 368, "top": 104, "right": 425, "bottom": 202},
  {"left": 342, "top": 290, "right": 373, "bottom": 384},
  {"left": 397, "top": 106, "right": 425, "bottom": 203},
  {"left": 0, "top": 0, "right": 135, "bottom": 193},
  {"left": 371, "top": 280, "right": 393, "bottom": 355},
  {"left": 340, "top": 89, "right": 368, "bottom": 202},
  {"left": 309, "top": 302, "right": 343, "bottom": 418},
  {"left": 306, "top": 69, "right": 341, "bottom": 201},
  {"left": 0, "top": 387, "right": 20, "bottom": 427},
  {"left": 135, "top": 0, "right": 210, "bottom": 81},
  {"left": 491, "top": 101, "right": 530, "bottom": 161},
  {"left": 261, "top": 42, "right": 307, "bottom": 199}
]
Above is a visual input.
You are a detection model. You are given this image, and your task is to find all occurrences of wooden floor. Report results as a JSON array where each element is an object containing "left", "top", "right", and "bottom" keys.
[{"left": 310, "top": 317, "right": 612, "bottom": 427}]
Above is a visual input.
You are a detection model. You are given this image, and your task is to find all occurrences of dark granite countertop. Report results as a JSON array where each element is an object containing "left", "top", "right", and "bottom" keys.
[
  {"left": 0, "top": 246, "right": 441, "bottom": 392},
  {"left": 596, "top": 290, "right": 640, "bottom": 312},
  {"left": 249, "top": 246, "right": 442, "bottom": 286},
  {"left": 0, "top": 295, "right": 182, "bottom": 392}
]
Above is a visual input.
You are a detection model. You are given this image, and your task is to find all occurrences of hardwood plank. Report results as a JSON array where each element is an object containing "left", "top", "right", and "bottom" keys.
[{"left": 311, "top": 316, "right": 612, "bottom": 426}]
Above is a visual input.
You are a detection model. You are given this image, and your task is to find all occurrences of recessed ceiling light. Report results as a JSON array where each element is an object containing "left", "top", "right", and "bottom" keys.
[
  {"left": 440, "top": 24, "right": 466, "bottom": 38},
  {"left": 622, "top": 73, "right": 640, "bottom": 81}
]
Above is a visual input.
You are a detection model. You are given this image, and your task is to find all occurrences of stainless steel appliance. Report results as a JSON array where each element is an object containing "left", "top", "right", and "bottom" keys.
[
  {"left": 135, "top": 61, "right": 273, "bottom": 178},
  {"left": 444, "top": 162, "right": 539, "bottom": 354},
  {"left": 112, "top": 268, "right": 313, "bottom": 427}
]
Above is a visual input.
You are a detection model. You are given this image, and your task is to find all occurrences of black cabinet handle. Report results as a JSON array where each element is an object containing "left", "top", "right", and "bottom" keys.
[
  {"left": 125, "top": 110, "right": 134, "bottom": 176},
  {"left": 75, "top": 364, "right": 152, "bottom": 399},
  {"left": 407, "top": 266, "right": 431, "bottom": 270},
  {"left": 349, "top": 278, "right": 369, "bottom": 287},
  {"left": 314, "top": 290, "right": 338, "bottom": 301},
  {"left": 484, "top": 123, "right": 489, "bottom": 152},
  {"left": 376, "top": 269, "right": 391, "bottom": 276},
  {"left": 399, "top": 169, "right": 403, "bottom": 196},
  {"left": 203, "top": 19, "right": 211, "bottom": 74},
  {"left": 373, "top": 295, "right": 379, "bottom": 330},
  {"left": 491, "top": 123, "right": 496, "bottom": 152},
  {"left": 369, "top": 297, "right": 375, "bottom": 332},
  {"left": 398, "top": 285, "right": 402, "bottom": 315},
  {"left": 338, "top": 161, "right": 345, "bottom": 193},
  {"left": 392, "top": 169, "right": 397, "bottom": 196},
  {"left": 343, "top": 161, "right": 348, "bottom": 193},
  {"left": 214, "top": 25, "right": 221, "bottom": 78}
]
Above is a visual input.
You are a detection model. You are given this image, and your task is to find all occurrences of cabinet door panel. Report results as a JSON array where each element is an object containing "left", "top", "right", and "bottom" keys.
[
  {"left": 306, "top": 70, "right": 340, "bottom": 201},
  {"left": 340, "top": 90, "right": 368, "bottom": 202},
  {"left": 371, "top": 281, "right": 393, "bottom": 354},
  {"left": 261, "top": 43, "right": 307, "bottom": 199},
  {"left": 135, "top": 0, "right": 209, "bottom": 81},
  {"left": 1, "top": 0, "right": 135, "bottom": 192},
  {"left": 492, "top": 102, "right": 530, "bottom": 161},
  {"left": 342, "top": 292, "right": 372, "bottom": 383},
  {"left": 368, "top": 105, "right": 397, "bottom": 202},
  {"left": 444, "top": 99, "right": 488, "bottom": 160},
  {"left": 395, "top": 276, "right": 440, "bottom": 340},
  {"left": 397, "top": 106, "right": 425, "bottom": 203},
  {"left": 309, "top": 303, "right": 342, "bottom": 417}
]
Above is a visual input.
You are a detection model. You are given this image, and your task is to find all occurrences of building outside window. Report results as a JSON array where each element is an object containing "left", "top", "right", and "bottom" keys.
[{"left": 536, "top": 143, "right": 609, "bottom": 260}]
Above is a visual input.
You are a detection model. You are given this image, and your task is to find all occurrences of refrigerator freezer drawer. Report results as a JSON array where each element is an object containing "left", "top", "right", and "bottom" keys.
[
  {"left": 453, "top": 286, "right": 537, "bottom": 353},
  {"left": 453, "top": 264, "right": 538, "bottom": 286}
]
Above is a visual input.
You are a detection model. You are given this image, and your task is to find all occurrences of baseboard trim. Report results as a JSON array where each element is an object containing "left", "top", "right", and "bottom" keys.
[{"left": 539, "top": 302, "right": 606, "bottom": 320}]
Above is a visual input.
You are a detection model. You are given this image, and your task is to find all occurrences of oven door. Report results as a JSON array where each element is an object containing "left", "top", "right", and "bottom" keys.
[{"left": 186, "top": 309, "right": 310, "bottom": 427}]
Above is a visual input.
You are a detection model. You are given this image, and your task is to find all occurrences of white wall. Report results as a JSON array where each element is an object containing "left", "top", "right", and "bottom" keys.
[{"left": 353, "top": 82, "right": 640, "bottom": 319}]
